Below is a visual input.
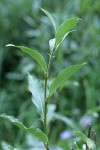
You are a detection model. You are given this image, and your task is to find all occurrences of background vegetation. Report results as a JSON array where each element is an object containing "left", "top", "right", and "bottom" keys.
[{"left": 0, "top": 0, "right": 100, "bottom": 149}]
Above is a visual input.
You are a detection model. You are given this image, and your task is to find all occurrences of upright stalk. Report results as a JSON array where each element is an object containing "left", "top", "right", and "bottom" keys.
[
  {"left": 48, "top": 53, "right": 54, "bottom": 74},
  {"left": 43, "top": 49, "right": 55, "bottom": 150},
  {"left": 44, "top": 74, "right": 48, "bottom": 134}
]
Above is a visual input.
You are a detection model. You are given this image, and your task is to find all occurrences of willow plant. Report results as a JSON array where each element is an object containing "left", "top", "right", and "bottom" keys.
[{"left": 0, "top": 8, "right": 95, "bottom": 150}]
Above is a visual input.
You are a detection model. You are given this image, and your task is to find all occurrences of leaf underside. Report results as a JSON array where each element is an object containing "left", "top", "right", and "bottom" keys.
[{"left": 28, "top": 73, "right": 44, "bottom": 118}]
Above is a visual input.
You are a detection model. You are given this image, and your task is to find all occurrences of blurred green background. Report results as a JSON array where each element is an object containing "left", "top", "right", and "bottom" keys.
[{"left": 0, "top": 0, "right": 100, "bottom": 149}]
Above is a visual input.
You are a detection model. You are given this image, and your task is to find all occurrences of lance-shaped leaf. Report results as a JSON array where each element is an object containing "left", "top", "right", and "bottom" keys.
[
  {"left": 0, "top": 114, "right": 48, "bottom": 143},
  {"left": 49, "top": 63, "right": 86, "bottom": 96},
  {"left": 28, "top": 73, "right": 44, "bottom": 118},
  {"left": 40, "top": 8, "right": 58, "bottom": 33},
  {"left": 55, "top": 18, "right": 79, "bottom": 49},
  {"left": 6, "top": 44, "right": 47, "bottom": 73}
]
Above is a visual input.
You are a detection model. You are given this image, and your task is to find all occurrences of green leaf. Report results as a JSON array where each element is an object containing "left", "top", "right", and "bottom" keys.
[
  {"left": 49, "top": 63, "right": 86, "bottom": 96},
  {"left": 28, "top": 73, "right": 44, "bottom": 118},
  {"left": 54, "top": 113, "right": 79, "bottom": 130},
  {"left": 74, "top": 132, "right": 96, "bottom": 149},
  {"left": 55, "top": 18, "right": 79, "bottom": 49},
  {"left": 74, "top": 142, "right": 81, "bottom": 150},
  {"left": 6, "top": 45, "right": 47, "bottom": 73},
  {"left": 74, "top": 131, "right": 86, "bottom": 141},
  {"left": 40, "top": 8, "right": 58, "bottom": 33},
  {"left": 0, "top": 114, "right": 48, "bottom": 143},
  {"left": 86, "top": 138, "right": 96, "bottom": 150}
]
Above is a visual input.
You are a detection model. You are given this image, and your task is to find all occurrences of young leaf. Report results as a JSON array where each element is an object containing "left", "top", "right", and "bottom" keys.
[
  {"left": 55, "top": 18, "right": 79, "bottom": 49},
  {"left": 40, "top": 8, "right": 58, "bottom": 33},
  {"left": 49, "top": 63, "right": 86, "bottom": 96},
  {"left": 6, "top": 45, "right": 47, "bottom": 73},
  {"left": 49, "top": 38, "right": 55, "bottom": 53},
  {"left": 0, "top": 114, "right": 48, "bottom": 143},
  {"left": 28, "top": 73, "right": 44, "bottom": 118}
]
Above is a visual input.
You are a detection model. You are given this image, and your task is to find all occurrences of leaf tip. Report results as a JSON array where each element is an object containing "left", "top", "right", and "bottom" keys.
[
  {"left": 82, "top": 62, "right": 88, "bottom": 65},
  {"left": 5, "top": 44, "right": 15, "bottom": 47}
]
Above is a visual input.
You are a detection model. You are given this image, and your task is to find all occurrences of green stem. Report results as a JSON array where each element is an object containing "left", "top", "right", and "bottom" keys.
[
  {"left": 44, "top": 74, "right": 47, "bottom": 134},
  {"left": 43, "top": 50, "right": 55, "bottom": 150},
  {"left": 48, "top": 51, "right": 54, "bottom": 74},
  {"left": 44, "top": 74, "right": 50, "bottom": 150}
]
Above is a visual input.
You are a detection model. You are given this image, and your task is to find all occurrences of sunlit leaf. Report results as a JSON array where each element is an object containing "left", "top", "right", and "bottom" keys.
[
  {"left": 55, "top": 18, "right": 79, "bottom": 49},
  {"left": 40, "top": 8, "right": 58, "bottom": 33},
  {"left": 0, "top": 114, "right": 48, "bottom": 143},
  {"left": 28, "top": 73, "right": 44, "bottom": 118},
  {"left": 6, "top": 45, "right": 47, "bottom": 73},
  {"left": 49, "top": 63, "right": 86, "bottom": 96}
]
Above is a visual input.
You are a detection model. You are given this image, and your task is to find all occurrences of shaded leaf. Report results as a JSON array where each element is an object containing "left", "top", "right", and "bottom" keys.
[
  {"left": 40, "top": 8, "right": 58, "bottom": 33},
  {"left": 74, "top": 141, "right": 81, "bottom": 149},
  {"left": 0, "top": 114, "right": 48, "bottom": 143},
  {"left": 74, "top": 131, "right": 86, "bottom": 141},
  {"left": 6, "top": 45, "right": 47, "bottom": 73},
  {"left": 54, "top": 113, "right": 79, "bottom": 130},
  {"left": 55, "top": 18, "right": 79, "bottom": 49},
  {"left": 49, "top": 63, "right": 86, "bottom": 96},
  {"left": 28, "top": 73, "right": 44, "bottom": 118},
  {"left": 74, "top": 132, "right": 96, "bottom": 149}
]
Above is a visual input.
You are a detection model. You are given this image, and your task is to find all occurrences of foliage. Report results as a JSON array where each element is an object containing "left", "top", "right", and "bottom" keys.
[{"left": 0, "top": 0, "right": 100, "bottom": 149}]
